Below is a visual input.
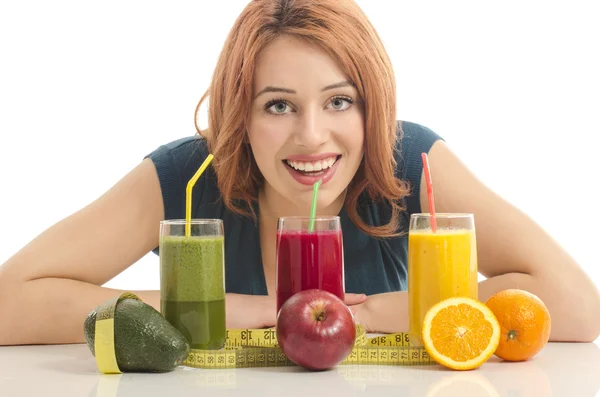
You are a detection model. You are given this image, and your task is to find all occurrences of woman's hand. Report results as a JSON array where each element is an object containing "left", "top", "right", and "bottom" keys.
[
  {"left": 226, "top": 293, "right": 276, "bottom": 329},
  {"left": 345, "top": 293, "right": 367, "bottom": 306},
  {"left": 346, "top": 292, "right": 408, "bottom": 334},
  {"left": 225, "top": 292, "right": 367, "bottom": 330},
  {"left": 345, "top": 293, "right": 370, "bottom": 330}
]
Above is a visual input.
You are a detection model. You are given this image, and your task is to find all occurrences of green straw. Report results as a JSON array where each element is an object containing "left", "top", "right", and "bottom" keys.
[{"left": 308, "top": 179, "right": 322, "bottom": 233}]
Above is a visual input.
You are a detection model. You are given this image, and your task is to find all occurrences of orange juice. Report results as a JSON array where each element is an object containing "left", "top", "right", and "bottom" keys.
[{"left": 408, "top": 228, "right": 478, "bottom": 346}]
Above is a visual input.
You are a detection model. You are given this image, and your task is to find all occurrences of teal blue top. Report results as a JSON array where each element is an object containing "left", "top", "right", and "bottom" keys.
[{"left": 147, "top": 121, "right": 442, "bottom": 296}]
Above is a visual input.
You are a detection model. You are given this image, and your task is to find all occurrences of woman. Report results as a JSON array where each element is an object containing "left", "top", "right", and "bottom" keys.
[{"left": 0, "top": 0, "right": 598, "bottom": 345}]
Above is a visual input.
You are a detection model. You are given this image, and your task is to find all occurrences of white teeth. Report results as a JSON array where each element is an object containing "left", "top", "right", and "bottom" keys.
[{"left": 285, "top": 156, "right": 338, "bottom": 172}]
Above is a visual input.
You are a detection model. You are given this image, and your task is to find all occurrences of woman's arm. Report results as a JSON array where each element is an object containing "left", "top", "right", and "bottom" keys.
[
  {"left": 0, "top": 159, "right": 165, "bottom": 345},
  {"left": 0, "top": 158, "right": 298, "bottom": 345},
  {"left": 352, "top": 273, "right": 568, "bottom": 335},
  {"left": 357, "top": 141, "right": 600, "bottom": 341}
]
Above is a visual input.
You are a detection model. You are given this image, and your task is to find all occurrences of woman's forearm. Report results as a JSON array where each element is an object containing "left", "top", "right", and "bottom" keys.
[
  {"left": 0, "top": 277, "right": 279, "bottom": 346},
  {"left": 360, "top": 272, "right": 600, "bottom": 342},
  {"left": 3, "top": 273, "right": 595, "bottom": 345},
  {"left": 479, "top": 272, "right": 599, "bottom": 342},
  {"left": 0, "top": 277, "right": 160, "bottom": 346}
]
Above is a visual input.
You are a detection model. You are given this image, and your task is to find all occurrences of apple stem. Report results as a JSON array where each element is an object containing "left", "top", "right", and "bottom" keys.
[{"left": 316, "top": 311, "right": 326, "bottom": 322}]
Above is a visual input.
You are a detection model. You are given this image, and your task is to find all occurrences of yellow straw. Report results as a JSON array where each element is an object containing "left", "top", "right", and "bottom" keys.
[{"left": 185, "top": 154, "right": 214, "bottom": 237}]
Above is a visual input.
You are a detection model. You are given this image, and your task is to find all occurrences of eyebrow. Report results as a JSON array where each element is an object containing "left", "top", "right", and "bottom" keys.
[{"left": 253, "top": 80, "right": 354, "bottom": 99}]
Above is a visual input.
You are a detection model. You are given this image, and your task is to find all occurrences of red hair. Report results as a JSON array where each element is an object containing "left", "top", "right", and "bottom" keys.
[{"left": 195, "top": 0, "right": 409, "bottom": 237}]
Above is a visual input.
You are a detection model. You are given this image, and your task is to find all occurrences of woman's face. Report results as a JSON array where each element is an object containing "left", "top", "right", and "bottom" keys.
[{"left": 247, "top": 35, "right": 364, "bottom": 214}]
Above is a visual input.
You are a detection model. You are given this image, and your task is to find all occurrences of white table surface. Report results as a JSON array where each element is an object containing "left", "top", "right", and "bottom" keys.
[{"left": 1, "top": 341, "right": 598, "bottom": 397}]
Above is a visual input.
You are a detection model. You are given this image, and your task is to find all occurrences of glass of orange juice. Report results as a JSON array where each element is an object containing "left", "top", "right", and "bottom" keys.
[{"left": 408, "top": 213, "right": 478, "bottom": 347}]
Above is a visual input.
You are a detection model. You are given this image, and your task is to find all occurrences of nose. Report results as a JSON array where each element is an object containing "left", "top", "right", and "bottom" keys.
[{"left": 292, "top": 110, "right": 329, "bottom": 149}]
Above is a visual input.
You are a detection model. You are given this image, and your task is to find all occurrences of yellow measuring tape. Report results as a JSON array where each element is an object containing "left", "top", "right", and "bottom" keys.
[
  {"left": 94, "top": 292, "right": 142, "bottom": 374},
  {"left": 182, "top": 325, "right": 434, "bottom": 369},
  {"left": 95, "top": 293, "right": 434, "bottom": 372}
]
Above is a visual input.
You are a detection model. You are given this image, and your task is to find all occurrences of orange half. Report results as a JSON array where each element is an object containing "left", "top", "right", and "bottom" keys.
[{"left": 422, "top": 297, "right": 501, "bottom": 370}]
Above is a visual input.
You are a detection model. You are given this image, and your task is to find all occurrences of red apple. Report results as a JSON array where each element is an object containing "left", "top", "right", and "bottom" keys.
[{"left": 276, "top": 289, "right": 356, "bottom": 370}]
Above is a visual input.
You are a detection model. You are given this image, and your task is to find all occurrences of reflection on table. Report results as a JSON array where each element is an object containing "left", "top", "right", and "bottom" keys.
[{"left": 0, "top": 341, "right": 597, "bottom": 397}]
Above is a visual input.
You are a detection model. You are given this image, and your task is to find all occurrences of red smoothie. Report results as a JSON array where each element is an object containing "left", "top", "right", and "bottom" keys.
[{"left": 276, "top": 229, "right": 344, "bottom": 312}]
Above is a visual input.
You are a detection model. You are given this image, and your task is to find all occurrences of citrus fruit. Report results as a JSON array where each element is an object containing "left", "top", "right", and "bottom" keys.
[
  {"left": 485, "top": 289, "right": 551, "bottom": 362},
  {"left": 422, "top": 297, "right": 501, "bottom": 370}
]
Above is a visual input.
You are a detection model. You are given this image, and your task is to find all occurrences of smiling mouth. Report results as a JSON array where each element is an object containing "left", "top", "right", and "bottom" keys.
[{"left": 283, "top": 155, "right": 341, "bottom": 176}]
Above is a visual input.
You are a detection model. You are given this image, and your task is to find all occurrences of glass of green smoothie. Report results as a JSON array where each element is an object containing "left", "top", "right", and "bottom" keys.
[{"left": 159, "top": 219, "right": 226, "bottom": 350}]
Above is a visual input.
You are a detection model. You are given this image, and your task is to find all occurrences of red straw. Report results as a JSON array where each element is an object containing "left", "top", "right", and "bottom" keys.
[{"left": 421, "top": 152, "right": 437, "bottom": 232}]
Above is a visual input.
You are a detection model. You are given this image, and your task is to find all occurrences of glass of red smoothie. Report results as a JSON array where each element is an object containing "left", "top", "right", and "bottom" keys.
[{"left": 275, "top": 216, "right": 345, "bottom": 313}]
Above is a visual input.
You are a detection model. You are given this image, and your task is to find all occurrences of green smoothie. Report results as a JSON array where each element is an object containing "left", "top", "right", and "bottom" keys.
[{"left": 160, "top": 235, "right": 226, "bottom": 350}]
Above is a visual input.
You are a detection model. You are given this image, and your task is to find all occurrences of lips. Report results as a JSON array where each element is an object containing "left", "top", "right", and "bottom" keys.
[
  {"left": 285, "top": 156, "right": 337, "bottom": 172},
  {"left": 283, "top": 155, "right": 341, "bottom": 186}
]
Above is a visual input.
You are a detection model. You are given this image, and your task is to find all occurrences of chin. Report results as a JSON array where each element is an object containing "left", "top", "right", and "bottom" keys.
[
  {"left": 302, "top": 192, "right": 342, "bottom": 215},
  {"left": 271, "top": 174, "right": 348, "bottom": 214}
]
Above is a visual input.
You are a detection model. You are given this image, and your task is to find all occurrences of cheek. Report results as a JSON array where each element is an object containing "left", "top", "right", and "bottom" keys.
[
  {"left": 346, "top": 128, "right": 365, "bottom": 161},
  {"left": 356, "top": 132, "right": 365, "bottom": 152},
  {"left": 335, "top": 112, "right": 364, "bottom": 159},
  {"left": 247, "top": 122, "right": 286, "bottom": 166}
]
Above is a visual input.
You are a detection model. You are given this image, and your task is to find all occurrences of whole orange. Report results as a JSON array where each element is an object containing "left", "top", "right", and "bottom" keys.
[{"left": 485, "top": 289, "right": 551, "bottom": 361}]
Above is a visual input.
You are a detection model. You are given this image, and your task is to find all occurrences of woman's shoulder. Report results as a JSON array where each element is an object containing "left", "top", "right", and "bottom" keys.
[
  {"left": 394, "top": 120, "right": 444, "bottom": 213},
  {"left": 394, "top": 120, "right": 444, "bottom": 174},
  {"left": 395, "top": 121, "right": 443, "bottom": 166},
  {"left": 146, "top": 135, "right": 210, "bottom": 169},
  {"left": 145, "top": 134, "right": 216, "bottom": 221}
]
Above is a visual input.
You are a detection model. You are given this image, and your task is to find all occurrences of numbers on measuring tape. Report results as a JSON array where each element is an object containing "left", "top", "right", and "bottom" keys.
[
  {"left": 181, "top": 330, "right": 435, "bottom": 369},
  {"left": 263, "top": 329, "right": 276, "bottom": 341},
  {"left": 380, "top": 350, "right": 389, "bottom": 362},
  {"left": 370, "top": 350, "right": 377, "bottom": 361}
]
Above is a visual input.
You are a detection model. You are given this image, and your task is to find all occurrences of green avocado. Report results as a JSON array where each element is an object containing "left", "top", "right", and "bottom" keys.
[{"left": 84, "top": 298, "right": 190, "bottom": 373}]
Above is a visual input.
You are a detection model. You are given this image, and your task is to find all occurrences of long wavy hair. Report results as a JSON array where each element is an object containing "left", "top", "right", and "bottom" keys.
[{"left": 195, "top": 0, "right": 409, "bottom": 237}]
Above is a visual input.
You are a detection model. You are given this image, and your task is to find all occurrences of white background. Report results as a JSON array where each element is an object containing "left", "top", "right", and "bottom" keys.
[{"left": 0, "top": 1, "right": 598, "bottom": 296}]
